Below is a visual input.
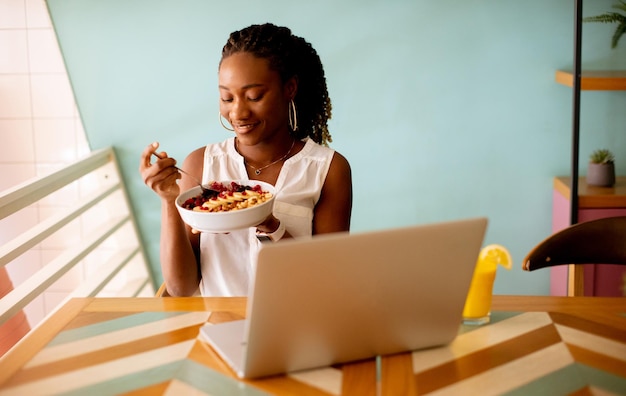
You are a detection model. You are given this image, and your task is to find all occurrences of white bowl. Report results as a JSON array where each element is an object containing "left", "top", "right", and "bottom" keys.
[{"left": 175, "top": 180, "right": 275, "bottom": 233}]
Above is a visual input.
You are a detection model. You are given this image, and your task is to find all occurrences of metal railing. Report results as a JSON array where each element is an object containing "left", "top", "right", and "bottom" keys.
[{"left": 0, "top": 147, "right": 154, "bottom": 330}]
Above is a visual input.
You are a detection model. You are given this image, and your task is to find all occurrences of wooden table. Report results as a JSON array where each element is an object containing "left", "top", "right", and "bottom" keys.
[{"left": 0, "top": 296, "right": 624, "bottom": 395}]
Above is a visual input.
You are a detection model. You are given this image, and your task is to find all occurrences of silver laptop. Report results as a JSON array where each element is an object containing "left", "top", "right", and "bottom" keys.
[{"left": 199, "top": 217, "right": 488, "bottom": 379}]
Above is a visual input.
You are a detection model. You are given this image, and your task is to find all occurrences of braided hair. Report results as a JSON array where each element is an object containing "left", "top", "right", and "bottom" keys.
[{"left": 220, "top": 23, "right": 333, "bottom": 146}]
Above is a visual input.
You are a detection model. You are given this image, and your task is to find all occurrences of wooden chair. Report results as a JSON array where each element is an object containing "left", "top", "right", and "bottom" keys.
[
  {"left": 155, "top": 282, "right": 169, "bottom": 297},
  {"left": 154, "top": 282, "right": 200, "bottom": 297},
  {"left": 523, "top": 216, "right": 626, "bottom": 295}
]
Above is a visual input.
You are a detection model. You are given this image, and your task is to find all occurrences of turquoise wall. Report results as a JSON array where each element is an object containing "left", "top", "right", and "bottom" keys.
[{"left": 47, "top": 0, "right": 626, "bottom": 295}]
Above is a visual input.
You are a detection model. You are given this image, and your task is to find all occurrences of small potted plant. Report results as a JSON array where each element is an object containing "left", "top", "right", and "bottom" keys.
[
  {"left": 587, "top": 149, "right": 616, "bottom": 187},
  {"left": 583, "top": 0, "right": 626, "bottom": 49}
]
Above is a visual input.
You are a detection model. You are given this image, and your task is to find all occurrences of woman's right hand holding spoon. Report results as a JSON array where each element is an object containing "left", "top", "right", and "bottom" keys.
[{"left": 139, "top": 141, "right": 181, "bottom": 201}]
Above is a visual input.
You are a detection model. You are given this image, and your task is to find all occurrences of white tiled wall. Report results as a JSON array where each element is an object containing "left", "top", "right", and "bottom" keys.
[
  {"left": 0, "top": 0, "right": 86, "bottom": 184},
  {"left": 0, "top": 0, "right": 153, "bottom": 328}
]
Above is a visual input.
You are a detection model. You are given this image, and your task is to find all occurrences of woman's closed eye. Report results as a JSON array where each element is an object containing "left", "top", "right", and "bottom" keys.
[{"left": 220, "top": 94, "right": 263, "bottom": 103}]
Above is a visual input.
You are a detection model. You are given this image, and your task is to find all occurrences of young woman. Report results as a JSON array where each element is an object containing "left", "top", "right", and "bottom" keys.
[{"left": 139, "top": 23, "right": 352, "bottom": 296}]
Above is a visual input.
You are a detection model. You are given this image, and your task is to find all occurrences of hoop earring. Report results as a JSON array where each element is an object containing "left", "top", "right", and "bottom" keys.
[
  {"left": 219, "top": 113, "right": 234, "bottom": 131},
  {"left": 288, "top": 100, "right": 298, "bottom": 132}
]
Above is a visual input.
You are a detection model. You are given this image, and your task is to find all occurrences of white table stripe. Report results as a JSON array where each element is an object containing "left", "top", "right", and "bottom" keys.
[
  {"left": 25, "top": 311, "right": 210, "bottom": 368},
  {"left": 288, "top": 366, "right": 343, "bottom": 395},
  {"left": 557, "top": 324, "right": 626, "bottom": 362},
  {"left": 425, "top": 343, "right": 574, "bottom": 396},
  {"left": 0, "top": 340, "right": 196, "bottom": 396},
  {"left": 412, "top": 312, "right": 552, "bottom": 372}
]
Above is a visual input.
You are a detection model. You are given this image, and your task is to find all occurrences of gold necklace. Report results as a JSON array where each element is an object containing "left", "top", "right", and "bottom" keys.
[{"left": 240, "top": 139, "right": 296, "bottom": 176}]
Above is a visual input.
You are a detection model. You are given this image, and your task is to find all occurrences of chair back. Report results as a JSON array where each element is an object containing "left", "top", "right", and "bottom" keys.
[{"left": 523, "top": 216, "right": 626, "bottom": 271}]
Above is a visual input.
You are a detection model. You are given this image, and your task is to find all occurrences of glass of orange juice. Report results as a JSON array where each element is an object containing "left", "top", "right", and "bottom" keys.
[{"left": 463, "top": 244, "right": 512, "bottom": 325}]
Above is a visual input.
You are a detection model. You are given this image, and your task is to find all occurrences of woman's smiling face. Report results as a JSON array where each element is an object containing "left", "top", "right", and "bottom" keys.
[{"left": 219, "top": 52, "right": 294, "bottom": 144}]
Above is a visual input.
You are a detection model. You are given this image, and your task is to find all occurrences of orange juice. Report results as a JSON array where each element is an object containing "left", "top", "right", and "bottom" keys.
[
  {"left": 462, "top": 244, "right": 512, "bottom": 325},
  {"left": 462, "top": 266, "right": 496, "bottom": 324}
]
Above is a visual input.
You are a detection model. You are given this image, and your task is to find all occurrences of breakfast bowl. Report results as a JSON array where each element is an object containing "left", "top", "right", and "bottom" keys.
[{"left": 175, "top": 180, "right": 276, "bottom": 233}]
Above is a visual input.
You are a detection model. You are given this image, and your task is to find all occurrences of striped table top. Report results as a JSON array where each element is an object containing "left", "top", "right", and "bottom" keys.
[{"left": 0, "top": 296, "right": 624, "bottom": 395}]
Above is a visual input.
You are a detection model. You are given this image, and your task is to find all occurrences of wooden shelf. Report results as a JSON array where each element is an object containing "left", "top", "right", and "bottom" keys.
[
  {"left": 555, "top": 70, "right": 626, "bottom": 90},
  {"left": 554, "top": 176, "right": 626, "bottom": 208}
]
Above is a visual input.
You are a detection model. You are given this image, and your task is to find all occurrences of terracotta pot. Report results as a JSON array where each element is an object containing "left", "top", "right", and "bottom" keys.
[
  {"left": 0, "top": 267, "right": 30, "bottom": 356},
  {"left": 586, "top": 162, "right": 615, "bottom": 187}
]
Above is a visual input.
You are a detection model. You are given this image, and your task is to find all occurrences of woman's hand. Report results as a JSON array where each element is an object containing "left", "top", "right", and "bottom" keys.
[
  {"left": 139, "top": 142, "right": 181, "bottom": 202},
  {"left": 255, "top": 213, "right": 289, "bottom": 242},
  {"left": 256, "top": 213, "right": 281, "bottom": 234}
]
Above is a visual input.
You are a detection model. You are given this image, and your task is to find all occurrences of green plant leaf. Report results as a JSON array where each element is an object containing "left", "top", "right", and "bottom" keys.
[
  {"left": 583, "top": 0, "right": 626, "bottom": 50},
  {"left": 590, "top": 149, "right": 615, "bottom": 164},
  {"left": 583, "top": 12, "right": 625, "bottom": 24},
  {"left": 612, "top": 20, "right": 626, "bottom": 47}
]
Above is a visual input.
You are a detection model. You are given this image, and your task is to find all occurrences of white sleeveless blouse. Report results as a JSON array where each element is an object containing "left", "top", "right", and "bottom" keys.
[{"left": 198, "top": 137, "right": 335, "bottom": 296}]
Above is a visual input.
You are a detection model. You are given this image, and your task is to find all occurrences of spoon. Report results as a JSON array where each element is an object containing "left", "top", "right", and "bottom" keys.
[{"left": 151, "top": 152, "right": 219, "bottom": 197}]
